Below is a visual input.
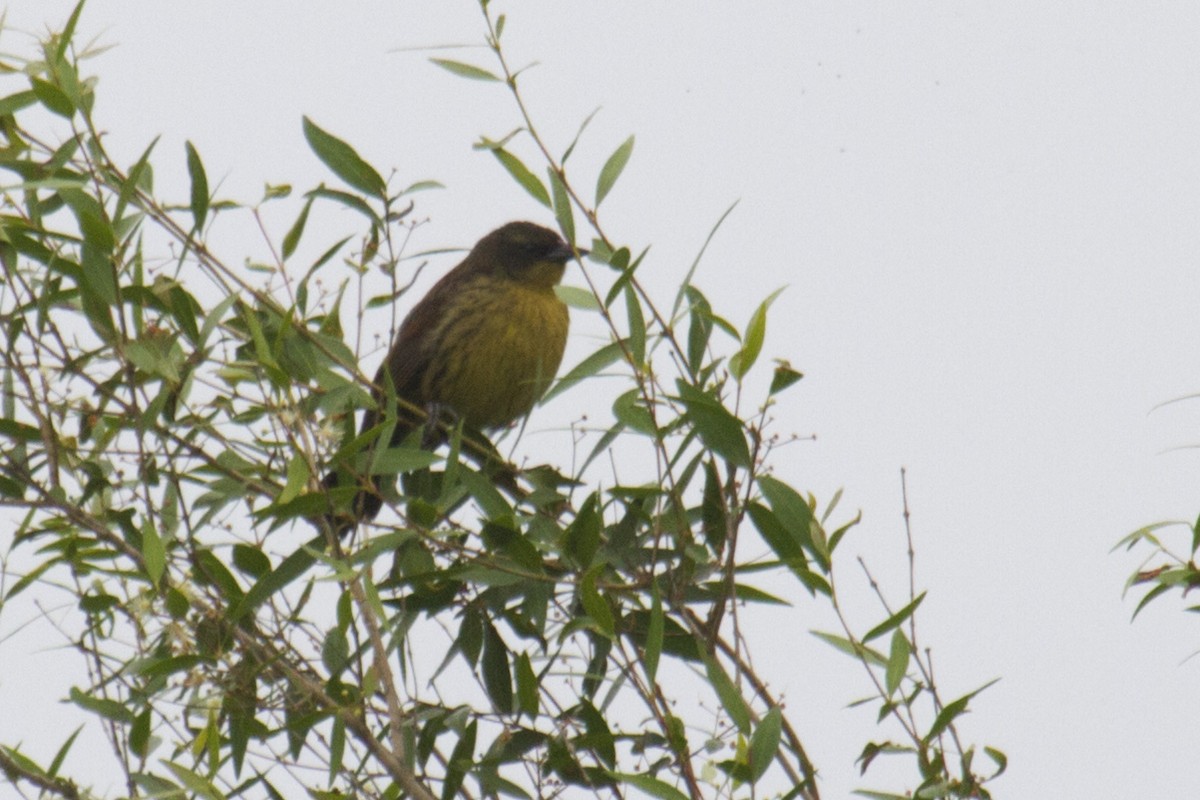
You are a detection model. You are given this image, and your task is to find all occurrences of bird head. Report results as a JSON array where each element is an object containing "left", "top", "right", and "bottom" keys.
[{"left": 475, "top": 221, "right": 585, "bottom": 288}]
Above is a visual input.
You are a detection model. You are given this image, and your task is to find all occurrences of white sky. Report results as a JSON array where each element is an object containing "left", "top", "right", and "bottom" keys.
[{"left": 5, "top": 1, "right": 1200, "bottom": 797}]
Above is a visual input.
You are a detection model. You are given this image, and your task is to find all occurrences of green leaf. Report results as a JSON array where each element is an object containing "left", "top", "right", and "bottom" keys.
[
  {"left": 31, "top": 77, "right": 74, "bottom": 117},
  {"left": 231, "top": 544, "right": 270, "bottom": 579},
  {"left": 543, "top": 340, "right": 623, "bottom": 403},
  {"left": 562, "top": 106, "right": 600, "bottom": 163},
  {"left": 582, "top": 634, "right": 611, "bottom": 701},
  {"left": 302, "top": 116, "right": 386, "bottom": 197},
  {"left": 685, "top": 286, "right": 714, "bottom": 373},
  {"left": 747, "top": 707, "right": 782, "bottom": 783},
  {"left": 306, "top": 185, "right": 381, "bottom": 223},
  {"left": 193, "top": 549, "right": 244, "bottom": 604},
  {"left": 810, "top": 631, "right": 887, "bottom": 668},
  {"left": 48, "top": 724, "right": 84, "bottom": 776},
  {"left": 862, "top": 591, "right": 927, "bottom": 643},
  {"left": 984, "top": 746, "right": 1008, "bottom": 778},
  {"left": 369, "top": 446, "right": 442, "bottom": 476},
  {"left": 730, "top": 287, "right": 785, "bottom": 381},
  {"left": 198, "top": 294, "right": 238, "bottom": 350},
  {"left": 164, "top": 761, "right": 227, "bottom": 800},
  {"left": 481, "top": 620, "right": 514, "bottom": 713},
  {"left": 624, "top": 283, "right": 645, "bottom": 367},
  {"left": 769, "top": 361, "right": 804, "bottom": 395},
  {"left": 885, "top": 630, "right": 910, "bottom": 696},
  {"left": 329, "top": 716, "right": 345, "bottom": 780},
  {"left": 322, "top": 627, "right": 349, "bottom": 673},
  {"left": 0, "top": 89, "right": 37, "bottom": 116},
  {"left": 141, "top": 518, "right": 165, "bottom": 586},
  {"left": 56, "top": 1, "right": 88, "bottom": 61},
  {"left": 644, "top": 585, "right": 663, "bottom": 683},
  {"left": 573, "top": 701, "right": 616, "bottom": 767},
  {"left": 595, "top": 134, "right": 634, "bottom": 206},
  {"left": 281, "top": 195, "right": 314, "bottom": 260},
  {"left": 430, "top": 58, "right": 501, "bottom": 82},
  {"left": 612, "top": 388, "right": 656, "bottom": 436},
  {"left": 277, "top": 454, "right": 310, "bottom": 504},
  {"left": 566, "top": 492, "right": 601, "bottom": 568},
  {"left": 459, "top": 465, "right": 513, "bottom": 523},
  {"left": 548, "top": 167, "right": 575, "bottom": 246},
  {"left": 671, "top": 200, "right": 739, "bottom": 320},
  {"left": 758, "top": 475, "right": 829, "bottom": 570},
  {"left": 554, "top": 283, "right": 599, "bottom": 310},
  {"left": 398, "top": 178, "right": 444, "bottom": 195},
  {"left": 516, "top": 652, "right": 539, "bottom": 718},
  {"left": 69, "top": 687, "right": 134, "bottom": 723},
  {"left": 491, "top": 148, "right": 550, "bottom": 207},
  {"left": 184, "top": 140, "right": 210, "bottom": 231},
  {"left": 676, "top": 382, "right": 751, "bottom": 468},
  {"left": 923, "top": 678, "right": 999, "bottom": 744},
  {"left": 925, "top": 694, "right": 970, "bottom": 743},
  {"left": 443, "top": 721, "right": 478, "bottom": 800},
  {"left": 231, "top": 536, "right": 322, "bottom": 621},
  {"left": 702, "top": 652, "right": 750, "bottom": 735},
  {"left": 0, "top": 419, "right": 44, "bottom": 442},
  {"left": 580, "top": 565, "right": 615, "bottom": 637},
  {"left": 609, "top": 773, "right": 690, "bottom": 800}
]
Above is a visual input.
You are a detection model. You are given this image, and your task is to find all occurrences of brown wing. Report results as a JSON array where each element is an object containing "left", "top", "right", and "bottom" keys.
[{"left": 360, "top": 257, "right": 478, "bottom": 444}]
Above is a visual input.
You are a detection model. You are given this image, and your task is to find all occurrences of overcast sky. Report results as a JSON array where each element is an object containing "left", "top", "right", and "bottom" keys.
[{"left": 5, "top": 2, "right": 1200, "bottom": 797}]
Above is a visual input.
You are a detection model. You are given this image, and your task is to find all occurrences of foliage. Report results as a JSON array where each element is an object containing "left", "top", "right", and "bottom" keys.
[
  {"left": 1117, "top": 516, "right": 1200, "bottom": 622},
  {"left": 0, "top": 3, "right": 1002, "bottom": 799}
]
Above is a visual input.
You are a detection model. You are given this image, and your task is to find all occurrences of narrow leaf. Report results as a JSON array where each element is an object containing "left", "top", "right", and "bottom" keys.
[
  {"left": 430, "top": 58, "right": 501, "bottom": 82},
  {"left": 30, "top": 77, "right": 74, "bottom": 117},
  {"left": 442, "top": 721, "right": 477, "bottom": 800},
  {"left": 677, "top": 382, "right": 751, "bottom": 468},
  {"left": 69, "top": 687, "right": 133, "bottom": 723},
  {"left": 747, "top": 707, "right": 783, "bottom": 783},
  {"left": 862, "top": 591, "right": 927, "bottom": 643},
  {"left": 703, "top": 652, "right": 751, "bottom": 735},
  {"left": 141, "top": 518, "right": 165, "bottom": 586},
  {"left": 595, "top": 134, "right": 634, "bottom": 206},
  {"left": 925, "top": 695, "right": 970, "bottom": 743},
  {"left": 491, "top": 148, "right": 550, "bottom": 207},
  {"left": 302, "top": 116, "right": 385, "bottom": 197},
  {"left": 231, "top": 536, "right": 321, "bottom": 621},
  {"left": 758, "top": 475, "right": 829, "bottom": 569},
  {"left": 730, "top": 287, "right": 785, "bottom": 381},
  {"left": 281, "top": 195, "right": 314, "bottom": 260},
  {"left": 609, "top": 773, "right": 689, "bottom": 800},
  {"left": 548, "top": 167, "right": 575, "bottom": 245},
  {"left": 184, "top": 140, "right": 209, "bottom": 231},
  {"left": 516, "top": 652, "right": 539, "bottom": 718},
  {"left": 482, "top": 621, "right": 514, "bottom": 712},
  {"left": 885, "top": 630, "right": 909, "bottom": 696},
  {"left": 57, "top": 1, "right": 89, "bottom": 62},
  {"left": 671, "top": 199, "right": 739, "bottom": 320},
  {"left": 542, "top": 340, "right": 623, "bottom": 403},
  {"left": 644, "top": 585, "right": 663, "bottom": 682},
  {"left": 580, "top": 565, "right": 615, "bottom": 637},
  {"left": 624, "top": 283, "right": 645, "bottom": 367}
]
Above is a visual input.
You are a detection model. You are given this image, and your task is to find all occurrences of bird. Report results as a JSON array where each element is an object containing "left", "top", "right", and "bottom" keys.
[{"left": 325, "top": 220, "right": 583, "bottom": 531}]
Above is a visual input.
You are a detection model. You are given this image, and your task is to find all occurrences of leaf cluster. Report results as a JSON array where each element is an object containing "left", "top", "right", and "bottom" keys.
[{"left": 0, "top": 4, "right": 1004, "bottom": 800}]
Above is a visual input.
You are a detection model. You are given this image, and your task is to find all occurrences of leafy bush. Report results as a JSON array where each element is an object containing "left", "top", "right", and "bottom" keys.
[{"left": 0, "top": 4, "right": 1001, "bottom": 798}]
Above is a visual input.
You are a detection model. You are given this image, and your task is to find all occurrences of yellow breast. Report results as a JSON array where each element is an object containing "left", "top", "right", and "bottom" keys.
[{"left": 422, "top": 277, "right": 569, "bottom": 429}]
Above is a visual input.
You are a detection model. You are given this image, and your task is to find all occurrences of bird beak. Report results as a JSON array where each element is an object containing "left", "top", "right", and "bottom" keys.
[{"left": 550, "top": 242, "right": 587, "bottom": 262}]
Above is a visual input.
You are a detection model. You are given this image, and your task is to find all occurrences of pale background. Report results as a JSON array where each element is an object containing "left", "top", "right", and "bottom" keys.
[{"left": 3, "top": 1, "right": 1200, "bottom": 797}]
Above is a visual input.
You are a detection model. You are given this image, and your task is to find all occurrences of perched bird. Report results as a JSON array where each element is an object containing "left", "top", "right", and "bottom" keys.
[{"left": 327, "top": 220, "right": 582, "bottom": 528}]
